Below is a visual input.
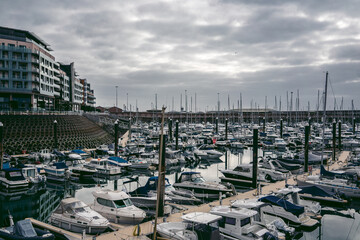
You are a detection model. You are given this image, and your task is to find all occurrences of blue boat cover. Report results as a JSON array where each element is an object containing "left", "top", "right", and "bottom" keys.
[
  {"left": 2, "top": 162, "right": 10, "bottom": 169},
  {"left": 181, "top": 172, "right": 200, "bottom": 175},
  {"left": 298, "top": 185, "right": 336, "bottom": 198},
  {"left": 259, "top": 195, "right": 304, "bottom": 216},
  {"left": 108, "top": 156, "right": 128, "bottom": 163},
  {"left": 2, "top": 167, "right": 20, "bottom": 172},
  {"left": 53, "top": 162, "right": 68, "bottom": 169},
  {"left": 71, "top": 149, "right": 86, "bottom": 154},
  {"left": 14, "top": 219, "right": 37, "bottom": 237}
]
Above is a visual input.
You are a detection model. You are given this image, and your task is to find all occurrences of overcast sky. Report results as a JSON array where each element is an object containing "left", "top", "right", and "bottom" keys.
[{"left": 1, "top": 0, "right": 360, "bottom": 111}]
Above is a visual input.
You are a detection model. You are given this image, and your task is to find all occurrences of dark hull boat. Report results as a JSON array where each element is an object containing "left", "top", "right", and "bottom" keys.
[{"left": 0, "top": 219, "right": 54, "bottom": 240}]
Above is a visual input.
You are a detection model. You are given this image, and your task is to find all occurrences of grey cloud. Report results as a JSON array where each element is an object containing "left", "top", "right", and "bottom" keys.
[
  {"left": 330, "top": 45, "right": 360, "bottom": 61},
  {"left": 1, "top": 0, "right": 360, "bottom": 110}
]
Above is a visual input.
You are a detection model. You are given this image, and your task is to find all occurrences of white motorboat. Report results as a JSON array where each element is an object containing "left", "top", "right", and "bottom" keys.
[
  {"left": 232, "top": 197, "right": 319, "bottom": 229},
  {"left": 127, "top": 158, "right": 151, "bottom": 169},
  {"left": 69, "top": 166, "right": 97, "bottom": 182},
  {"left": 210, "top": 205, "right": 282, "bottom": 239},
  {"left": 0, "top": 168, "right": 29, "bottom": 190},
  {"left": 157, "top": 222, "right": 198, "bottom": 240},
  {"left": 130, "top": 176, "right": 201, "bottom": 206},
  {"left": 43, "top": 162, "right": 69, "bottom": 182},
  {"left": 50, "top": 198, "right": 109, "bottom": 234},
  {"left": 221, "top": 164, "right": 288, "bottom": 182},
  {"left": 90, "top": 189, "right": 146, "bottom": 225},
  {"left": 106, "top": 156, "right": 132, "bottom": 168},
  {"left": 21, "top": 167, "right": 46, "bottom": 184},
  {"left": 198, "top": 145, "right": 223, "bottom": 159},
  {"left": 84, "top": 159, "right": 121, "bottom": 175},
  {"left": 157, "top": 212, "right": 221, "bottom": 240},
  {"left": 230, "top": 141, "right": 244, "bottom": 149},
  {"left": 173, "top": 172, "right": 235, "bottom": 200},
  {"left": 297, "top": 174, "right": 360, "bottom": 199},
  {"left": 274, "top": 138, "right": 287, "bottom": 149}
]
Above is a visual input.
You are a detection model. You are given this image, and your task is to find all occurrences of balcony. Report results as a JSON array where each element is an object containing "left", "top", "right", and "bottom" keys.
[
  {"left": 31, "top": 58, "right": 40, "bottom": 64},
  {"left": 0, "top": 65, "right": 9, "bottom": 70},
  {"left": 31, "top": 67, "right": 40, "bottom": 73},
  {"left": 0, "top": 45, "right": 33, "bottom": 53},
  {"left": 32, "top": 50, "right": 40, "bottom": 55},
  {"left": 0, "top": 86, "right": 33, "bottom": 93},
  {"left": 32, "top": 77, "right": 40, "bottom": 82}
]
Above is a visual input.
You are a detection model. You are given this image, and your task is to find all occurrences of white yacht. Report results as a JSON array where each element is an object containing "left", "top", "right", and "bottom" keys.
[
  {"left": 90, "top": 189, "right": 146, "bottom": 225},
  {"left": 173, "top": 172, "right": 235, "bottom": 201},
  {"left": 157, "top": 212, "right": 221, "bottom": 240},
  {"left": 84, "top": 159, "right": 121, "bottom": 175},
  {"left": 22, "top": 167, "right": 46, "bottom": 184},
  {"left": 50, "top": 198, "right": 109, "bottom": 234},
  {"left": 43, "top": 162, "right": 69, "bottom": 182},
  {"left": 274, "top": 138, "right": 287, "bottom": 149},
  {"left": 210, "top": 205, "right": 282, "bottom": 239},
  {"left": 0, "top": 168, "right": 29, "bottom": 190}
]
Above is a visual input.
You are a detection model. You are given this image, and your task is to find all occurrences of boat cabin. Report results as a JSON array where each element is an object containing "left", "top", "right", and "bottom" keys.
[
  {"left": 1, "top": 168, "right": 26, "bottom": 182},
  {"left": 210, "top": 205, "right": 268, "bottom": 238},
  {"left": 181, "top": 212, "right": 221, "bottom": 240},
  {"left": 178, "top": 172, "right": 205, "bottom": 183},
  {"left": 93, "top": 190, "right": 134, "bottom": 209}
]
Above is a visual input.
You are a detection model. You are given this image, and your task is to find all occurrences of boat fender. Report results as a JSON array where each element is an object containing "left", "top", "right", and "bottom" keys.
[{"left": 133, "top": 224, "right": 141, "bottom": 236}]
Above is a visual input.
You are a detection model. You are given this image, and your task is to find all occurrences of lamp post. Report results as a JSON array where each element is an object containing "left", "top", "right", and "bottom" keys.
[
  {"left": 53, "top": 120, "right": 58, "bottom": 150},
  {"left": 115, "top": 86, "right": 118, "bottom": 114},
  {"left": 114, "top": 119, "right": 119, "bottom": 157},
  {"left": 252, "top": 125, "right": 258, "bottom": 189}
]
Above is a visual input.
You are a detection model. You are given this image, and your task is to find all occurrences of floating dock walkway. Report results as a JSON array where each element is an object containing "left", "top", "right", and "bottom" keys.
[{"left": 95, "top": 151, "right": 351, "bottom": 239}]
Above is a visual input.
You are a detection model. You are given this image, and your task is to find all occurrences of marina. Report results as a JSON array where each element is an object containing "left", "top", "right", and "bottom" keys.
[
  {"left": 1, "top": 6, "right": 360, "bottom": 239},
  {"left": 1, "top": 114, "right": 360, "bottom": 240}
]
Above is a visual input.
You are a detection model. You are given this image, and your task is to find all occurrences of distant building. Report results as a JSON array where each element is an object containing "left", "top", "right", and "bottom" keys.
[
  {"left": 0, "top": 26, "right": 96, "bottom": 111},
  {"left": 108, "top": 106, "right": 123, "bottom": 114}
]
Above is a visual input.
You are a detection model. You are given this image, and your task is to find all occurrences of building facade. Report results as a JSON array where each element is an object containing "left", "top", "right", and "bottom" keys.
[{"left": 0, "top": 26, "right": 96, "bottom": 111}]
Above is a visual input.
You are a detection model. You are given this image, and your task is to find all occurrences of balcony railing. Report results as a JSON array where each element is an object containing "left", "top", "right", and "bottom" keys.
[
  {"left": 0, "top": 45, "right": 33, "bottom": 53},
  {"left": 31, "top": 67, "right": 40, "bottom": 73},
  {"left": 0, "top": 86, "right": 33, "bottom": 93}
]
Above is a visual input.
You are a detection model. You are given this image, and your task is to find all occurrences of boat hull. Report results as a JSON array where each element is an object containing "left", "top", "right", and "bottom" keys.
[{"left": 50, "top": 216, "right": 108, "bottom": 234}]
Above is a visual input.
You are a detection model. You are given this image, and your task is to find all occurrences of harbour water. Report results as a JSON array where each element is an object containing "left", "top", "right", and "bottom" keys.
[{"left": 1, "top": 148, "right": 360, "bottom": 239}]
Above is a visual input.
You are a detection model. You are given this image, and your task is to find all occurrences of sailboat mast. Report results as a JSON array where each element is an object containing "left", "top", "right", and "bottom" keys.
[{"left": 321, "top": 71, "right": 329, "bottom": 165}]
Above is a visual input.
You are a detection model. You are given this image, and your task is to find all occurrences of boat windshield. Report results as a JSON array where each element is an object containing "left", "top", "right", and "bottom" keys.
[
  {"left": 74, "top": 206, "right": 91, "bottom": 213},
  {"left": 190, "top": 174, "right": 205, "bottom": 183},
  {"left": 24, "top": 169, "right": 36, "bottom": 177},
  {"left": 114, "top": 198, "right": 133, "bottom": 208}
]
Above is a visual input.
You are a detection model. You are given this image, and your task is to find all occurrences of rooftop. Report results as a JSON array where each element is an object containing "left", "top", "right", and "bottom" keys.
[{"left": 0, "top": 26, "right": 52, "bottom": 51}]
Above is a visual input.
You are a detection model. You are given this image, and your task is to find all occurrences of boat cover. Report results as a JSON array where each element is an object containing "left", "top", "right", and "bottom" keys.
[
  {"left": 53, "top": 162, "right": 68, "bottom": 169},
  {"left": 108, "top": 156, "right": 128, "bottom": 163},
  {"left": 71, "top": 149, "right": 86, "bottom": 154},
  {"left": 298, "top": 185, "right": 336, "bottom": 198},
  {"left": 131, "top": 177, "right": 171, "bottom": 195},
  {"left": 2, "top": 162, "right": 10, "bottom": 169},
  {"left": 320, "top": 165, "right": 355, "bottom": 180},
  {"left": 14, "top": 219, "right": 37, "bottom": 237},
  {"left": 259, "top": 195, "right": 304, "bottom": 216}
]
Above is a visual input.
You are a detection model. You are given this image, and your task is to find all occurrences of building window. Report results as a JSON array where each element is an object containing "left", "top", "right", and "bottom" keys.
[
  {"left": 0, "top": 80, "right": 9, "bottom": 88},
  {"left": 14, "top": 81, "right": 23, "bottom": 88}
]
